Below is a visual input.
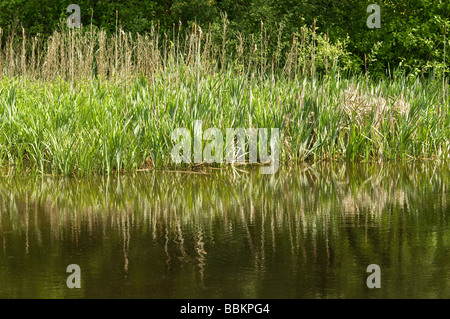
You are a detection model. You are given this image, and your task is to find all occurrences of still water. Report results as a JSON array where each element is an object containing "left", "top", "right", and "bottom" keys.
[{"left": 0, "top": 163, "right": 449, "bottom": 298}]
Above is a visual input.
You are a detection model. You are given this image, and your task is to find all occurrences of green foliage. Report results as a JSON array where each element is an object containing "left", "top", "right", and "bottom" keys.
[{"left": 0, "top": 0, "right": 449, "bottom": 75}]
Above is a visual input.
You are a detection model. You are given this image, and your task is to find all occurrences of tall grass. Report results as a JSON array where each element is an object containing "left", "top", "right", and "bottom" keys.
[
  {"left": 0, "top": 18, "right": 348, "bottom": 82},
  {"left": 0, "top": 22, "right": 449, "bottom": 176}
]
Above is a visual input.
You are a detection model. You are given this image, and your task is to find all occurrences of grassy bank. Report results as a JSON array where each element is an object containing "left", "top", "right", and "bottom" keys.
[
  {"left": 0, "top": 27, "right": 449, "bottom": 176},
  {"left": 0, "top": 71, "right": 449, "bottom": 176}
]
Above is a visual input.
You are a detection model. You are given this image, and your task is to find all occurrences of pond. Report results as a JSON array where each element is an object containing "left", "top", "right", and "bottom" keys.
[{"left": 0, "top": 163, "right": 449, "bottom": 298}]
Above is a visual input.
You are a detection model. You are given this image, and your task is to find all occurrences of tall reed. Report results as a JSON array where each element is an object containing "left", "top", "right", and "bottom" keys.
[{"left": 0, "top": 22, "right": 448, "bottom": 176}]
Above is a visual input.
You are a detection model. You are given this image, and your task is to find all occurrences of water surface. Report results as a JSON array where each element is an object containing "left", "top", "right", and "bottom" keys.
[{"left": 0, "top": 163, "right": 449, "bottom": 298}]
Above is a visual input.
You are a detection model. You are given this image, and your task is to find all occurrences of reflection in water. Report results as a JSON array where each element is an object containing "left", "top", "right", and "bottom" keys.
[{"left": 0, "top": 162, "right": 449, "bottom": 298}]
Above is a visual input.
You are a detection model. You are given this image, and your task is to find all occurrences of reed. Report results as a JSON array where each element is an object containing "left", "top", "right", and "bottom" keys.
[{"left": 0, "top": 23, "right": 448, "bottom": 176}]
